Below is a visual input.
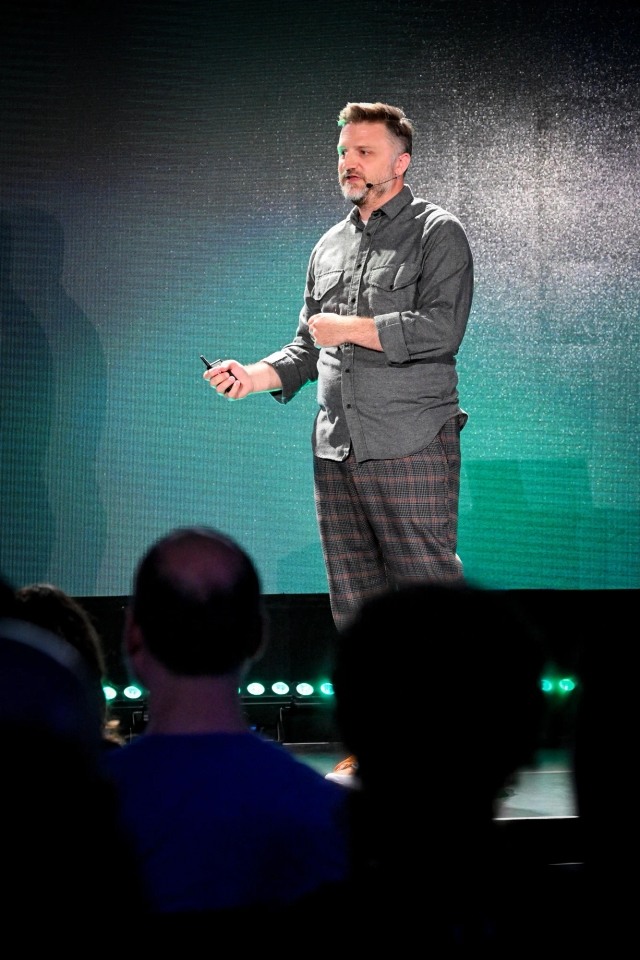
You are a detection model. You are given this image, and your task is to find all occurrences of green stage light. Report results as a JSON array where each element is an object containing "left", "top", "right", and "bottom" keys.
[
  {"left": 102, "top": 685, "right": 117, "bottom": 701},
  {"left": 559, "top": 678, "right": 576, "bottom": 692},
  {"left": 272, "top": 682, "right": 289, "bottom": 695},
  {"left": 296, "top": 683, "right": 314, "bottom": 696},
  {"left": 541, "top": 679, "right": 553, "bottom": 692},
  {"left": 247, "top": 683, "right": 265, "bottom": 696},
  {"left": 320, "top": 682, "right": 334, "bottom": 695},
  {"left": 123, "top": 685, "right": 142, "bottom": 699}
]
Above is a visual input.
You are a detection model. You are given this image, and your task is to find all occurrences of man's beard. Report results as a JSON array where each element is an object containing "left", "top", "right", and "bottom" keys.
[{"left": 339, "top": 172, "right": 393, "bottom": 206}]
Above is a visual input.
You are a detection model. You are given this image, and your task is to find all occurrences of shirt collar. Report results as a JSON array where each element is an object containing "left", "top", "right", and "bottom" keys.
[{"left": 348, "top": 184, "right": 414, "bottom": 227}]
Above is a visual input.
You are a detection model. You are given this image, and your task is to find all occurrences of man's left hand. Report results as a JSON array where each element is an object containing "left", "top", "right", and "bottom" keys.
[
  {"left": 308, "top": 313, "right": 383, "bottom": 351},
  {"left": 308, "top": 313, "right": 350, "bottom": 348}
]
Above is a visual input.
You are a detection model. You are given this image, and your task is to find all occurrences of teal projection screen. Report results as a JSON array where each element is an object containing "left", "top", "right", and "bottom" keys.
[{"left": 1, "top": 0, "right": 638, "bottom": 595}]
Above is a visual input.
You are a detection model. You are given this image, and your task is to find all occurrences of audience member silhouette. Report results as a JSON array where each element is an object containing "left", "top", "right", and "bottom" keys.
[
  {"left": 329, "top": 584, "right": 545, "bottom": 948},
  {"left": 0, "top": 579, "right": 103, "bottom": 752},
  {"left": 16, "top": 584, "right": 104, "bottom": 688},
  {"left": 0, "top": 575, "right": 144, "bottom": 939},
  {"left": 15, "top": 583, "right": 124, "bottom": 745},
  {"left": 105, "top": 527, "right": 349, "bottom": 915}
]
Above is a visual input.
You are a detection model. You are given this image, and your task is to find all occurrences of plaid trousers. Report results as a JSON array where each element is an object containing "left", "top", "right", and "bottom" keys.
[{"left": 314, "top": 417, "right": 463, "bottom": 630}]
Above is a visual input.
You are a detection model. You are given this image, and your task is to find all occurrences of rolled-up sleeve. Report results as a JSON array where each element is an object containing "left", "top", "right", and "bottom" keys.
[
  {"left": 263, "top": 339, "right": 317, "bottom": 404},
  {"left": 374, "top": 218, "right": 473, "bottom": 365}
]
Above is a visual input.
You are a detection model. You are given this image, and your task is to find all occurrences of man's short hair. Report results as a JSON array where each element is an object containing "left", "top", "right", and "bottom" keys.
[
  {"left": 132, "top": 528, "right": 263, "bottom": 676},
  {"left": 338, "top": 102, "right": 413, "bottom": 156}
]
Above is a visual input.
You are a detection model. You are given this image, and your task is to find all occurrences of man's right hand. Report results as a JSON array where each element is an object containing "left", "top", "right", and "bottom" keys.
[{"left": 204, "top": 360, "right": 254, "bottom": 400}]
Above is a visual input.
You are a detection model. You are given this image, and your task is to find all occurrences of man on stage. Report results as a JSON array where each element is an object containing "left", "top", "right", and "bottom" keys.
[{"left": 205, "top": 102, "right": 473, "bottom": 630}]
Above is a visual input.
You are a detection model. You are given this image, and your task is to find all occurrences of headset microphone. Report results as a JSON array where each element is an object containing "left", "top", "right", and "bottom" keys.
[{"left": 365, "top": 175, "right": 400, "bottom": 188}]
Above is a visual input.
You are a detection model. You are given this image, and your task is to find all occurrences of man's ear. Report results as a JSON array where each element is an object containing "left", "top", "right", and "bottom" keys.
[{"left": 394, "top": 152, "right": 411, "bottom": 177}]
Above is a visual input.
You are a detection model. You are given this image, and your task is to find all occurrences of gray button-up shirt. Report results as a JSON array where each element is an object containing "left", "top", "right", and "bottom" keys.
[{"left": 263, "top": 185, "right": 473, "bottom": 462}]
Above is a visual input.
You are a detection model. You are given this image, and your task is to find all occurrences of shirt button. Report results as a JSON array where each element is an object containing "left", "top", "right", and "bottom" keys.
[
  {"left": 346, "top": 403, "right": 352, "bottom": 408},
  {"left": 344, "top": 368, "right": 350, "bottom": 373}
]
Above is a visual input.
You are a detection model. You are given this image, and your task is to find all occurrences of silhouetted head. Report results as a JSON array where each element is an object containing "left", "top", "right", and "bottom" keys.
[
  {"left": 16, "top": 584, "right": 105, "bottom": 681},
  {"left": 334, "top": 585, "right": 543, "bottom": 819},
  {"left": 15, "top": 584, "right": 107, "bottom": 725},
  {"left": 131, "top": 527, "right": 263, "bottom": 676}
]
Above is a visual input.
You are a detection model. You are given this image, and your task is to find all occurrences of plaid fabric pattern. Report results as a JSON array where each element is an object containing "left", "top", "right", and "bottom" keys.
[{"left": 314, "top": 416, "right": 463, "bottom": 630}]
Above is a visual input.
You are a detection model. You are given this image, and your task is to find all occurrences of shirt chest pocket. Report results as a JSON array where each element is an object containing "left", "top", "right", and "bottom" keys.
[
  {"left": 312, "top": 269, "right": 343, "bottom": 309},
  {"left": 367, "top": 260, "right": 422, "bottom": 313}
]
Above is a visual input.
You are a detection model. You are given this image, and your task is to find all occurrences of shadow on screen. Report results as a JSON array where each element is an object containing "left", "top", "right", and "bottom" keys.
[
  {"left": 0, "top": 209, "right": 107, "bottom": 591},
  {"left": 0, "top": 212, "right": 56, "bottom": 583}
]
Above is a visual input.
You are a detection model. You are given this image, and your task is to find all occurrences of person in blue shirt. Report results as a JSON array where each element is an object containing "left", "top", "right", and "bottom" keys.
[{"left": 105, "top": 527, "right": 348, "bottom": 914}]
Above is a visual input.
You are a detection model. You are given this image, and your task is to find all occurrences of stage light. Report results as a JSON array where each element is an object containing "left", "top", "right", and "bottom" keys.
[
  {"left": 541, "top": 679, "right": 553, "bottom": 692},
  {"left": 272, "top": 682, "right": 289, "bottom": 695},
  {"left": 102, "top": 685, "right": 117, "bottom": 701},
  {"left": 559, "top": 678, "right": 576, "bottom": 692},
  {"left": 320, "top": 682, "right": 334, "bottom": 695},
  {"left": 296, "top": 683, "right": 314, "bottom": 696},
  {"left": 247, "top": 682, "right": 265, "bottom": 696},
  {"left": 123, "top": 685, "right": 143, "bottom": 699}
]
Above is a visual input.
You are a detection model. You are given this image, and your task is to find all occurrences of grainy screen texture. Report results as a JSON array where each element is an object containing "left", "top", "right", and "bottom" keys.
[{"left": 1, "top": 0, "right": 638, "bottom": 594}]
